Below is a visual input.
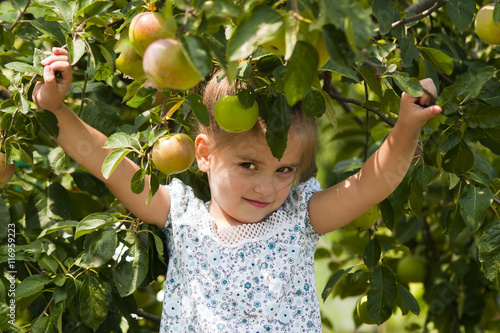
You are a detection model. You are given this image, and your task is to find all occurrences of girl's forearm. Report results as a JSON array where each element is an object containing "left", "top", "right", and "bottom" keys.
[
  {"left": 355, "top": 122, "right": 420, "bottom": 204},
  {"left": 49, "top": 104, "right": 114, "bottom": 181}
]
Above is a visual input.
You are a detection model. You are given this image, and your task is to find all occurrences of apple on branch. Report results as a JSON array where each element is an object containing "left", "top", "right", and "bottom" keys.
[
  {"left": 151, "top": 133, "right": 196, "bottom": 175},
  {"left": 0, "top": 152, "right": 15, "bottom": 187}
]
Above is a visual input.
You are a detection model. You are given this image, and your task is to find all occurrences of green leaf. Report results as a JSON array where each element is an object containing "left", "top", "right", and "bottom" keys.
[
  {"left": 25, "top": 183, "right": 71, "bottom": 230},
  {"left": 16, "top": 275, "right": 51, "bottom": 299},
  {"left": 463, "top": 104, "right": 500, "bottom": 129},
  {"left": 4, "top": 62, "right": 42, "bottom": 76},
  {"left": 321, "top": 267, "right": 353, "bottom": 301},
  {"left": 104, "top": 133, "right": 133, "bottom": 149},
  {"left": 459, "top": 185, "right": 494, "bottom": 232},
  {"left": 264, "top": 94, "right": 291, "bottom": 160},
  {"left": 479, "top": 127, "right": 500, "bottom": 154},
  {"left": 181, "top": 35, "right": 213, "bottom": 77},
  {"left": 38, "top": 220, "right": 78, "bottom": 239},
  {"left": 363, "top": 238, "right": 381, "bottom": 271},
  {"left": 372, "top": 0, "right": 399, "bottom": 35},
  {"left": 367, "top": 266, "right": 398, "bottom": 324},
  {"left": 187, "top": 93, "right": 210, "bottom": 127},
  {"left": 130, "top": 168, "right": 146, "bottom": 194},
  {"left": 75, "top": 212, "right": 119, "bottom": 239},
  {"left": 445, "top": 203, "right": 467, "bottom": 238},
  {"left": 419, "top": 47, "right": 454, "bottom": 75},
  {"left": 391, "top": 72, "right": 423, "bottom": 97},
  {"left": 101, "top": 148, "right": 130, "bottom": 179},
  {"left": 31, "top": 18, "right": 68, "bottom": 46},
  {"left": 76, "top": 228, "right": 117, "bottom": 268},
  {"left": 81, "top": 100, "right": 121, "bottom": 136},
  {"left": 227, "top": 6, "right": 284, "bottom": 61},
  {"left": 79, "top": 274, "right": 109, "bottom": 330},
  {"left": 478, "top": 220, "right": 500, "bottom": 286},
  {"left": 31, "top": 317, "right": 58, "bottom": 333},
  {"left": 400, "top": 37, "right": 420, "bottom": 67},
  {"left": 35, "top": 110, "right": 59, "bottom": 137},
  {"left": 357, "top": 67, "right": 382, "bottom": 98},
  {"left": 113, "top": 239, "right": 148, "bottom": 297},
  {"left": 446, "top": 0, "right": 475, "bottom": 33},
  {"left": 126, "top": 87, "right": 156, "bottom": 108},
  {"left": 75, "top": 0, "right": 113, "bottom": 19},
  {"left": 397, "top": 284, "right": 420, "bottom": 316},
  {"left": 303, "top": 90, "right": 326, "bottom": 118},
  {"left": 442, "top": 139, "right": 474, "bottom": 175},
  {"left": 283, "top": 41, "right": 319, "bottom": 106}
]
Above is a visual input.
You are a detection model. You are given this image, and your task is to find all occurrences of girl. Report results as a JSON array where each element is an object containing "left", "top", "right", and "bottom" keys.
[{"left": 33, "top": 48, "right": 442, "bottom": 332}]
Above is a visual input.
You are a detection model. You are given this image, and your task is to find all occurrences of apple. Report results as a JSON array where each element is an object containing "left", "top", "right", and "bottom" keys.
[
  {"left": 152, "top": 133, "right": 196, "bottom": 175},
  {"left": 344, "top": 205, "right": 379, "bottom": 231},
  {"left": 142, "top": 38, "right": 202, "bottom": 91},
  {"left": 129, "top": 12, "right": 176, "bottom": 56},
  {"left": 0, "top": 152, "right": 15, "bottom": 187},
  {"left": 214, "top": 95, "right": 259, "bottom": 133},
  {"left": 356, "top": 295, "right": 375, "bottom": 325},
  {"left": 475, "top": 4, "right": 500, "bottom": 45},
  {"left": 397, "top": 255, "right": 428, "bottom": 284},
  {"left": 115, "top": 38, "right": 146, "bottom": 80}
]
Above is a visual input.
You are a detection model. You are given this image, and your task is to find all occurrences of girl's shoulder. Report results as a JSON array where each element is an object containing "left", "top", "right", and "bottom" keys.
[{"left": 165, "top": 178, "right": 208, "bottom": 227}]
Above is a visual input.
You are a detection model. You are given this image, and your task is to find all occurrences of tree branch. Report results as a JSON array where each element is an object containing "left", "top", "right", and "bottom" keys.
[
  {"left": 374, "top": 0, "right": 447, "bottom": 35},
  {"left": 8, "top": 0, "right": 31, "bottom": 31},
  {"left": 136, "top": 308, "right": 161, "bottom": 323}
]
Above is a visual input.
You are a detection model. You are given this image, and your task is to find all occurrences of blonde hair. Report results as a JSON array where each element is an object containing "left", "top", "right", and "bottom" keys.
[{"left": 196, "top": 70, "right": 318, "bottom": 184}]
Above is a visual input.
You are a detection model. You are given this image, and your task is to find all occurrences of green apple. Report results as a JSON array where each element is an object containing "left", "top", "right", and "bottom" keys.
[
  {"left": 152, "top": 133, "right": 196, "bottom": 175},
  {"left": 129, "top": 12, "right": 176, "bottom": 56},
  {"left": 142, "top": 38, "right": 202, "bottom": 91},
  {"left": 0, "top": 152, "right": 15, "bottom": 187},
  {"left": 397, "top": 255, "right": 428, "bottom": 284},
  {"left": 356, "top": 295, "right": 375, "bottom": 325},
  {"left": 214, "top": 95, "right": 259, "bottom": 133},
  {"left": 115, "top": 38, "right": 146, "bottom": 80},
  {"left": 344, "top": 205, "right": 379, "bottom": 231},
  {"left": 475, "top": 4, "right": 500, "bottom": 45}
]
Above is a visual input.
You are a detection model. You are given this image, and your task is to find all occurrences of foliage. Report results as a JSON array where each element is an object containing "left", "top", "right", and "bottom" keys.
[{"left": 0, "top": 0, "right": 499, "bottom": 332}]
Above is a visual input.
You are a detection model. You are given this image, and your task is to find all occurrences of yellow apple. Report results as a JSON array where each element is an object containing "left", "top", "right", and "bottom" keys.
[
  {"left": 115, "top": 38, "right": 146, "bottom": 80},
  {"left": 142, "top": 38, "right": 202, "bottom": 91},
  {"left": 152, "top": 133, "right": 196, "bottom": 175},
  {"left": 0, "top": 152, "right": 15, "bottom": 187},
  {"left": 475, "top": 4, "right": 500, "bottom": 44},
  {"left": 129, "top": 12, "right": 176, "bottom": 56}
]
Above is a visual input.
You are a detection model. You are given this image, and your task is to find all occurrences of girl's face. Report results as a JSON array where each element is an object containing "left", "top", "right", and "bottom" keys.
[{"left": 197, "top": 132, "right": 303, "bottom": 228}]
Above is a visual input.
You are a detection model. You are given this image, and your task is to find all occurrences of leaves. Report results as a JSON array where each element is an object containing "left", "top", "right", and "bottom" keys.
[
  {"left": 478, "top": 220, "right": 500, "bottom": 286},
  {"left": 113, "top": 239, "right": 148, "bottom": 297},
  {"left": 459, "top": 185, "right": 494, "bottom": 232}
]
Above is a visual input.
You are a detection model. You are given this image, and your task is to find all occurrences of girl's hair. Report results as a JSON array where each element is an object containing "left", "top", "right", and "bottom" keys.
[{"left": 196, "top": 69, "right": 318, "bottom": 184}]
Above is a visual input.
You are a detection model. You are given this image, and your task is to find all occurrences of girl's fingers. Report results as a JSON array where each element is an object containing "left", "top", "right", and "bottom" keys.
[{"left": 41, "top": 55, "right": 69, "bottom": 66}]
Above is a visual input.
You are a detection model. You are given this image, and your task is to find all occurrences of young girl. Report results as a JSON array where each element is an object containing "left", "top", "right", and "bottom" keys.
[{"left": 33, "top": 48, "right": 442, "bottom": 332}]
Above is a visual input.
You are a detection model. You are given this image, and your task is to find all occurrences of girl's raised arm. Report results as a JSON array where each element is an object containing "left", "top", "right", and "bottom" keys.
[
  {"left": 308, "top": 79, "right": 442, "bottom": 235},
  {"left": 32, "top": 48, "right": 170, "bottom": 229}
]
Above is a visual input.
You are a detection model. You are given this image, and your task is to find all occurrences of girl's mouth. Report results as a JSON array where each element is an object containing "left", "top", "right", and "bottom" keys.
[{"left": 244, "top": 198, "right": 270, "bottom": 208}]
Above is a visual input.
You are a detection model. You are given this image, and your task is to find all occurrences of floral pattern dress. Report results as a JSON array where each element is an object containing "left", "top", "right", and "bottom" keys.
[{"left": 160, "top": 177, "right": 323, "bottom": 332}]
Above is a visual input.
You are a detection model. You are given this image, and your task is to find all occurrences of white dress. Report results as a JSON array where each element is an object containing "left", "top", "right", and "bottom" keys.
[{"left": 160, "top": 177, "right": 323, "bottom": 332}]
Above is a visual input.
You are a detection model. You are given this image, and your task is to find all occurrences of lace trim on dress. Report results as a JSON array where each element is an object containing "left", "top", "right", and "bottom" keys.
[{"left": 209, "top": 210, "right": 287, "bottom": 246}]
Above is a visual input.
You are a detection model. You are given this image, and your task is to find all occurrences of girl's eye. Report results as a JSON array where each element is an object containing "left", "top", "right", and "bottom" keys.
[
  {"left": 277, "top": 167, "right": 293, "bottom": 173},
  {"left": 241, "top": 162, "right": 256, "bottom": 170}
]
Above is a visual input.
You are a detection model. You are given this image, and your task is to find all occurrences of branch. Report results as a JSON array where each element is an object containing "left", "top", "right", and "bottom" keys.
[
  {"left": 374, "top": 0, "right": 447, "bottom": 35},
  {"left": 328, "top": 91, "right": 395, "bottom": 127},
  {"left": 406, "top": 0, "right": 442, "bottom": 14},
  {"left": 136, "top": 308, "right": 161, "bottom": 323},
  {"left": 8, "top": 0, "right": 31, "bottom": 31}
]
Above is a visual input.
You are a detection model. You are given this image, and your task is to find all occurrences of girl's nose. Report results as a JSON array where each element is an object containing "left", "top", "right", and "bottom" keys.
[{"left": 254, "top": 180, "right": 274, "bottom": 195}]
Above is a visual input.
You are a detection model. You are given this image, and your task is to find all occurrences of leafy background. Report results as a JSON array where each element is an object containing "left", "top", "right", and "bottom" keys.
[{"left": 0, "top": 0, "right": 499, "bottom": 332}]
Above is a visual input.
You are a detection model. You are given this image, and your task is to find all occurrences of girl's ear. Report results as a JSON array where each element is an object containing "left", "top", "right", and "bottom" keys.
[{"left": 195, "top": 134, "right": 211, "bottom": 172}]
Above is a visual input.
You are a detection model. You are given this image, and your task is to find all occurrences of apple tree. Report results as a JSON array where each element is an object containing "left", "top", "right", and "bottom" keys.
[{"left": 0, "top": 0, "right": 499, "bottom": 332}]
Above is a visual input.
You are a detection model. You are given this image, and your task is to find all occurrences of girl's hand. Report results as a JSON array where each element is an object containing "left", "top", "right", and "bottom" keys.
[
  {"left": 398, "top": 78, "right": 442, "bottom": 131},
  {"left": 32, "top": 47, "right": 72, "bottom": 112}
]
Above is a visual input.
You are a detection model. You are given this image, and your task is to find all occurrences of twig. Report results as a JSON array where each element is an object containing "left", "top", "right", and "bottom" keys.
[
  {"left": 136, "top": 308, "right": 161, "bottom": 323},
  {"left": 8, "top": 0, "right": 31, "bottom": 31},
  {"left": 328, "top": 91, "right": 396, "bottom": 127},
  {"left": 374, "top": 0, "right": 446, "bottom": 35}
]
